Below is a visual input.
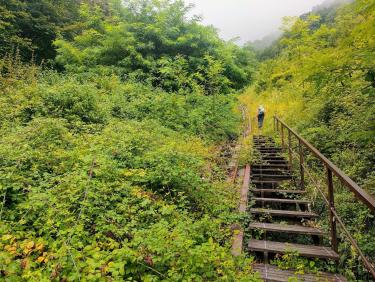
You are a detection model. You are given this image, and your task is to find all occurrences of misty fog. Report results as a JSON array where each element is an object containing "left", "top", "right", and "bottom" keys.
[{"left": 186, "top": 0, "right": 354, "bottom": 45}]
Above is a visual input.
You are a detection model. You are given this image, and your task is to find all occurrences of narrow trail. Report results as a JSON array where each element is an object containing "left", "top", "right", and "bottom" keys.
[
  {"left": 249, "top": 135, "right": 345, "bottom": 281},
  {"left": 233, "top": 116, "right": 375, "bottom": 281}
]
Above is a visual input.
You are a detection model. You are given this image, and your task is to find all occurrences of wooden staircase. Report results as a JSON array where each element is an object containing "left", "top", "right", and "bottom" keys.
[{"left": 248, "top": 135, "right": 346, "bottom": 282}]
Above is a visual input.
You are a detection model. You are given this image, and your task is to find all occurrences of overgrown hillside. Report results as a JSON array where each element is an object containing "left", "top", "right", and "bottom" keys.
[
  {"left": 1, "top": 0, "right": 374, "bottom": 280},
  {"left": 241, "top": 0, "right": 374, "bottom": 279},
  {"left": 0, "top": 1, "right": 260, "bottom": 280},
  {"left": 244, "top": 0, "right": 374, "bottom": 193}
]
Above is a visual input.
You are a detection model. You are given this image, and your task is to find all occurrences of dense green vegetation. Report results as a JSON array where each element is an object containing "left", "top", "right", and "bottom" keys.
[
  {"left": 1, "top": 0, "right": 374, "bottom": 280},
  {"left": 1, "top": 0, "right": 256, "bottom": 92},
  {"left": 0, "top": 0, "right": 260, "bottom": 281},
  {"left": 249, "top": 0, "right": 374, "bottom": 195},
  {"left": 243, "top": 0, "right": 374, "bottom": 279},
  {"left": 0, "top": 0, "right": 81, "bottom": 62}
]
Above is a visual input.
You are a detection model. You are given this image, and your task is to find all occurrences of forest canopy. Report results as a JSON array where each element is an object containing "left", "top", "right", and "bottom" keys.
[{"left": 1, "top": 0, "right": 257, "bottom": 93}]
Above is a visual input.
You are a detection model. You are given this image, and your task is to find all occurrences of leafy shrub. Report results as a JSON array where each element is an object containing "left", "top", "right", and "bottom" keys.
[
  {"left": 0, "top": 0, "right": 257, "bottom": 279},
  {"left": 42, "top": 83, "right": 106, "bottom": 124},
  {"left": 0, "top": 62, "right": 256, "bottom": 280}
]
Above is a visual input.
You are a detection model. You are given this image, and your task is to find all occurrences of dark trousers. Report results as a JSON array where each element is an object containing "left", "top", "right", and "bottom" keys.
[{"left": 258, "top": 114, "right": 265, "bottom": 129}]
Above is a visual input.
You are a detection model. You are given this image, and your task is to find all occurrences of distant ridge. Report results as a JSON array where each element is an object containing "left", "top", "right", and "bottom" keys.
[
  {"left": 248, "top": 0, "right": 354, "bottom": 51},
  {"left": 312, "top": 0, "right": 354, "bottom": 12},
  {"left": 248, "top": 31, "right": 282, "bottom": 51}
]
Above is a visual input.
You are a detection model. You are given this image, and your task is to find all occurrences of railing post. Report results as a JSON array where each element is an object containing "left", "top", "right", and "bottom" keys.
[
  {"left": 299, "top": 139, "right": 305, "bottom": 190},
  {"left": 276, "top": 117, "right": 279, "bottom": 132},
  {"left": 273, "top": 116, "right": 276, "bottom": 132},
  {"left": 288, "top": 130, "right": 292, "bottom": 169},
  {"left": 327, "top": 167, "right": 338, "bottom": 253},
  {"left": 249, "top": 115, "right": 252, "bottom": 135},
  {"left": 281, "top": 124, "right": 285, "bottom": 151}
]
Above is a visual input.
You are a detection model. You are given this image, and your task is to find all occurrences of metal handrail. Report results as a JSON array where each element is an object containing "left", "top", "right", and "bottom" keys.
[
  {"left": 274, "top": 116, "right": 375, "bottom": 279},
  {"left": 289, "top": 148, "right": 375, "bottom": 277},
  {"left": 274, "top": 116, "right": 375, "bottom": 212}
]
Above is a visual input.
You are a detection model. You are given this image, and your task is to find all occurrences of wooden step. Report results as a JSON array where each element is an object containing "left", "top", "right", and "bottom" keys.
[
  {"left": 251, "top": 189, "right": 306, "bottom": 195},
  {"left": 261, "top": 160, "right": 287, "bottom": 163},
  {"left": 254, "top": 137, "right": 273, "bottom": 139},
  {"left": 254, "top": 139, "right": 274, "bottom": 141},
  {"left": 255, "top": 135, "right": 273, "bottom": 137},
  {"left": 251, "top": 168, "right": 289, "bottom": 171},
  {"left": 252, "top": 173, "right": 292, "bottom": 177},
  {"left": 251, "top": 178, "right": 294, "bottom": 182},
  {"left": 261, "top": 160, "right": 288, "bottom": 164},
  {"left": 259, "top": 153, "right": 283, "bottom": 156},
  {"left": 255, "top": 147, "right": 280, "bottom": 150},
  {"left": 261, "top": 157, "right": 285, "bottom": 160},
  {"left": 251, "top": 180, "right": 289, "bottom": 184},
  {"left": 252, "top": 164, "right": 289, "bottom": 168},
  {"left": 249, "top": 222, "right": 325, "bottom": 236},
  {"left": 253, "top": 198, "right": 310, "bottom": 205},
  {"left": 255, "top": 145, "right": 279, "bottom": 147},
  {"left": 251, "top": 168, "right": 290, "bottom": 173},
  {"left": 254, "top": 136, "right": 273, "bottom": 139},
  {"left": 248, "top": 240, "right": 339, "bottom": 260},
  {"left": 253, "top": 264, "right": 347, "bottom": 282},
  {"left": 250, "top": 208, "right": 318, "bottom": 218},
  {"left": 252, "top": 166, "right": 290, "bottom": 171},
  {"left": 254, "top": 162, "right": 289, "bottom": 166},
  {"left": 251, "top": 172, "right": 292, "bottom": 177},
  {"left": 251, "top": 174, "right": 293, "bottom": 179},
  {"left": 258, "top": 160, "right": 288, "bottom": 163}
]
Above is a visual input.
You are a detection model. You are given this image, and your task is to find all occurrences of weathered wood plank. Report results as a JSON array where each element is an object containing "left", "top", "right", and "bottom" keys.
[
  {"left": 253, "top": 197, "right": 310, "bottom": 205},
  {"left": 249, "top": 222, "right": 325, "bottom": 236},
  {"left": 251, "top": 188, "right": 306, "bottom": 194},
  {"left": 250, "top": 208, "right": 318, "bottom": 218},
  {"left": 253, "top": 264, "right": 347, "bottom": 282},
  {"left": 248, "top": 240, "right": 339, "bottom": 260}
]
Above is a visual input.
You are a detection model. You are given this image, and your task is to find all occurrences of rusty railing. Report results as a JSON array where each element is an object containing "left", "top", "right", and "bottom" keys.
[{"left": 274, "top": 116, "right": 375, "bottom": 279}]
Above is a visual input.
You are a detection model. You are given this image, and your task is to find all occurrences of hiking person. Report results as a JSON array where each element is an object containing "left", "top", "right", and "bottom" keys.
[{"left": 257, "top": 105, "right": 265, "bottom": 129}]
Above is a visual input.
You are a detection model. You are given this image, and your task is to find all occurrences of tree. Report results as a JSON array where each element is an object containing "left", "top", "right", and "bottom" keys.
[
  {"left": 0, "top": 0, "right": 82, "bottom": 61},
  {"left": 53, "top": 0, "right": 256, "bottom": 93}
]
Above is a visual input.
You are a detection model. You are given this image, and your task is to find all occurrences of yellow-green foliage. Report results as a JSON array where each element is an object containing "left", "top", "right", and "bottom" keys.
[
  {"left": 0, "top": 59, "right": 261, "bottom": 280},
  {"left": 241, "top": 0, "right": 374, "bottom": 186},
  {"left": 0, "top": 0, "right": 262, "bottom": 278},
  {"left": 239, "top": 87, "right": 308, "bottom": 136},
  {"left": 238, "top": 134, "right": 254, "bottom": 166},
  {"left": 241, "top": 1, "right": 375, "bottom": 279}
]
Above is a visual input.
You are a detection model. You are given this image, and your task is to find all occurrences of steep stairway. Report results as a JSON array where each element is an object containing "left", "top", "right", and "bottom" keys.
[{"left": 248, "top": 135, "right": 346, "bottom": 282}]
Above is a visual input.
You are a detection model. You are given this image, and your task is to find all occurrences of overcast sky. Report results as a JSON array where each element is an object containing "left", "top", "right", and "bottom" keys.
[{"left": 185, "top": 0, "right": 326, "bottom": 44}]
